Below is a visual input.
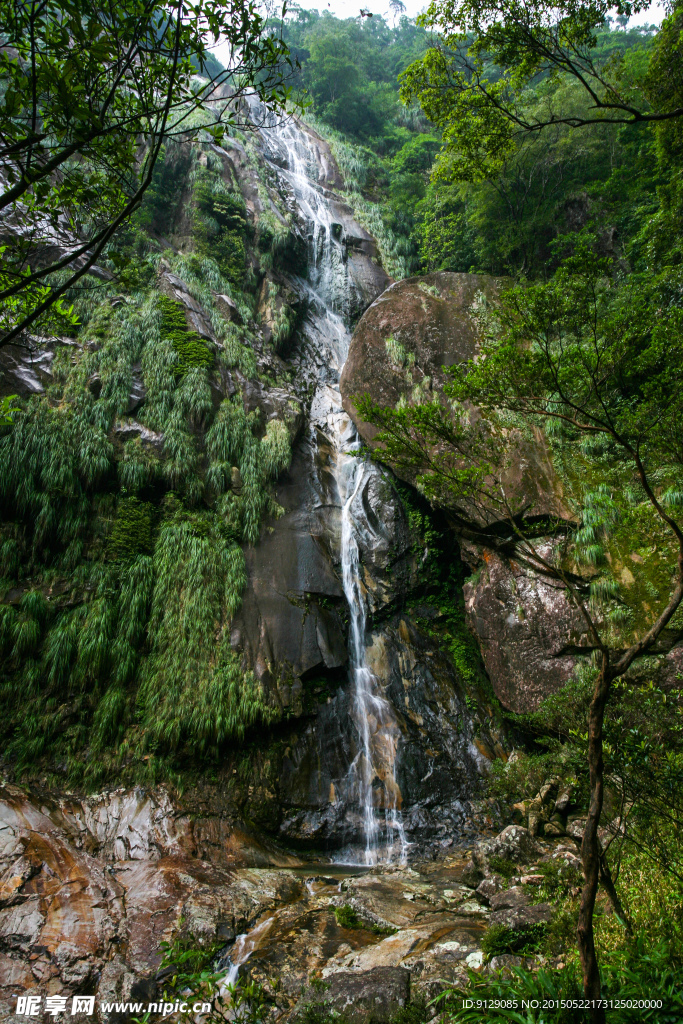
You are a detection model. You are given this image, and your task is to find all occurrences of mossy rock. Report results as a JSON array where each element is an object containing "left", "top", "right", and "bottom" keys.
[{"left": 158, "top": 295, "right": 214, "bottom": 379}]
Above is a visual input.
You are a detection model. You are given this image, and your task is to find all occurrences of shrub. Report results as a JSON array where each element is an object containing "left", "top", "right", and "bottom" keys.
[
  {"left": 481, "top": 923, "right": 548, "bottom": 960},
  {"left": 193, "top": 177, "right": 249, "bottom": 287},
  {"left": 107, "top": 497, "right": 154, "bottom": 560},
  {"left": 440, "top": 965, "right": 585, "bottom": 1023},
  {"left": 488, "top": 856, "right": 518, "bottom": 879},
  {"left": 333, "top": 904, "right": 395, "bottom": 935},
  {"left": 441, "top": 940, "right": 683, "bottom": 1022},
  {"left": 334, "top": 904, "right": 361, "bottom": 929},
  {"left": 137, "top": 507, "right": 277, "bottom": 754}
]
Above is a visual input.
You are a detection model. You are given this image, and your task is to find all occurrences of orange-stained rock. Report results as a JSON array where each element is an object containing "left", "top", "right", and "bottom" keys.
[{"left": 0, "top": 786, "right": 306, "bottom": 1017}]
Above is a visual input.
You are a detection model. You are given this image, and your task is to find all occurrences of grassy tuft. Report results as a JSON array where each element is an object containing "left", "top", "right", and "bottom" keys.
[
  {"left": 107, "top": 497, "right": 154, "bottom": 560},
  {"left": 481, "top": 922, "right": 548, "bottom": 960}
]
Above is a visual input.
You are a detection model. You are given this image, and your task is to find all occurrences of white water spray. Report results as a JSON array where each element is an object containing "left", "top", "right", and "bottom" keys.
[{"left": 338, "top": 452, "right": 408, "bottom": 865}]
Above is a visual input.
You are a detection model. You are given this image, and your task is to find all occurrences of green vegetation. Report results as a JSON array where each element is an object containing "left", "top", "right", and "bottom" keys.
[
  {"left": 334, "top": 903, "right": 363, "bottom": 928},
  {"left": 438, "top": 947, "right": 681, "bottom": 1022},
  {"left": 277, "top": 10, "right": 431, "bottom": 148},
  {"left": 272, "top": 9, "right": 681, "bottom": 286},
  {"left": 158, "top": 296, "right": 214, "bottom": 380},
  {"left": 443, "top": 860, "right": 683, "bottom": 1021},
  {"left": 481, "top": 922, "right": 549, "bottom": 960},
  {"left": 107, "top": 498, "right": 154, "bottom": 560},
  {"left": 192, "top": 172, "right": 250, "bottom": 288},
  {"left": 487, "top": 856, "right": 517, "bottom": 880},
  {"left": 334, "top": 904, "right": 396, "bottom": 935},
  {"left": 0, "top": 215, "right": 291, "bottom": 784},
  {"left": 146, "top": 933, "right": 268, "bottom": 1024},
  {"left": 158, "top": 934, "right": 226, "bottom": 991},
  {"left": 400, "top": 6, "right": 673, "bottom": 278},
  {"left": 353, "top": 1, "right": 683, "bottom": 1014},
  {"left": 390, "top": 480, "right": 502, "bottom": 739}
]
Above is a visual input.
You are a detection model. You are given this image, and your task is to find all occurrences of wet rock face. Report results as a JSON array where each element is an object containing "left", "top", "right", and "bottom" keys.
[
  {"left": 263, "top": 121, "right": 345, "bottom": 192},
  {"left": 0, "top": 339, "right": 71, "bottom": 398},
  {"left": 256, "top": 119, "right": 391, "bottom": 325},
  {"left": 274, "top": 616, "right": 489, "bottom": 856},
  {"left": 230, "top": 407, "right": 352, "bottom": 699},
  {"left": 0, "top": 785, "right": 307, "bottom": 1018},
  {"left": 1, "top": 779, "right": 488, "bottom": 1017},
  {"left": 462, "top": 542, "right": 592, "bottom": 713},
  {"left": 337, "top": 268, "right": 582, "bottom": 720}
]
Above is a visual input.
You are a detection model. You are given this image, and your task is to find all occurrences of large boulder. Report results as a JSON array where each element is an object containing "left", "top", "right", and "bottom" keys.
[
  {"left": 339, "top": 272, "right": 568, "bottom": 528},
  {"left": 488, "top": 888, "right": 553, "bottom": 931},
  {"left": 297, "top": 967, "right": 410, "bottom": 1024},
  {"left": 472, "top": 825, "right": 540, "bottom": 873},
  {"left": 462, "top": 540, "right": 593, "bottom": 713},
  {"left": 340, "top": 273, "right": 503, "bottom": 437}
]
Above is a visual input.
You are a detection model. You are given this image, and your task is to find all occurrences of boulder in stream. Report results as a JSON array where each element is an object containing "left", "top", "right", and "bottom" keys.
[{"left": 297, "top": 967, "right": 410, "bottom": 1024}]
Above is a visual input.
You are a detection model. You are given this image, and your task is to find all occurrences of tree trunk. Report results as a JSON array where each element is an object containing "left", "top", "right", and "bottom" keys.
[
  {"left": 577, "top": 655, "right": 612, "bottom": 1024},
  {"left": 599, "top": 853, "right": 633, "bottom": 937}
]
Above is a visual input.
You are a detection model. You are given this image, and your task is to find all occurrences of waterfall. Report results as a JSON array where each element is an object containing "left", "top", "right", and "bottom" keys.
[
  {"left": 338, "top": 453, "right": 408, "bottom": 865},
  {"left": 260, "top": 115, "right": 408, "bottom": 865}
]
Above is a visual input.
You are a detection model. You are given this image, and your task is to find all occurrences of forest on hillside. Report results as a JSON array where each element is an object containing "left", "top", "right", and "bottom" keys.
[
  {"left": 273, "top": 6, "right": 670, "bottom": 282},
  {"left": 314, "top": 4, "right": 683, "bottom": 1017}
]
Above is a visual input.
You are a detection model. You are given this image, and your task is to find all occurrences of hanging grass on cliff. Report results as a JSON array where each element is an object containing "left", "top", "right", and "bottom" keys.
[{"left": 0, "top": 241, "right": 292, "bottom": 785}]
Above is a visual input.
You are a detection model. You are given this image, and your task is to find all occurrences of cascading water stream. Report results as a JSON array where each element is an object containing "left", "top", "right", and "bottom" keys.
[
  {"left": 260, "top": 114, "right": 408, "bottom": 865},
  {"left": 338, "top": 452, "right": 408, "bottom": 865}
]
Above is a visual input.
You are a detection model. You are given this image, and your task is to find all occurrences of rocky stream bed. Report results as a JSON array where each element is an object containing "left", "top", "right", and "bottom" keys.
[{"left": 0, "top": 782, "right": 586, "bottom": 1023}]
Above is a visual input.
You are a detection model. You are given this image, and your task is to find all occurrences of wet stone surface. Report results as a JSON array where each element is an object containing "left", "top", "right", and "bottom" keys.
[
  {"left": 0, "top": 783, "right": 575, "bottom": 1022},
  {"left": 229, "top": 860, "right": 490, "bottom": 1014}
]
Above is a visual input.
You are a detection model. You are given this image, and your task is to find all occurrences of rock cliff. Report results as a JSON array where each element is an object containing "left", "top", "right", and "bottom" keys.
[
  {"left": 0, "top": 782, "right": 576, "bottom": 1021},
  {"left": 339, "top": 271, "right": 584, "bottom": 713},
  {"left": 339, "top": 270, "right": 683, "bottom": 714},
  {"left": 0, "top": 123, "right": 504, "bottom": 868}
]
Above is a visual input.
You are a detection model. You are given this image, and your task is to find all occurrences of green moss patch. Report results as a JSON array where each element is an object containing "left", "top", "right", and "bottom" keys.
[
  {"left": 481, "top": 922, "right": 548, "bottom": 960},
  {"left": 158, "top": 295, "right": 214, "bottom": 380},
  {"left": 107, "top": 497, "right": 154, "bottom": 561}
]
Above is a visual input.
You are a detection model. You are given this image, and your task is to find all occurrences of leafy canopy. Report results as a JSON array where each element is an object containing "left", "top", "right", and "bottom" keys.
[{"left": 400, "top": 0, "right": 674, "bottom": 182}]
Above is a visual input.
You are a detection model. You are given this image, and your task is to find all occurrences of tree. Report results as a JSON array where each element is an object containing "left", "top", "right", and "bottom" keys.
[
  {"left": 0, "top": 0, "right": 298, "bottom": 347},
  {"left": 399, "top": 0, "right": 679, "bottom": 182},
  {"left": 356, "top": 241, "right": 683, "bottom": 1022}
]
